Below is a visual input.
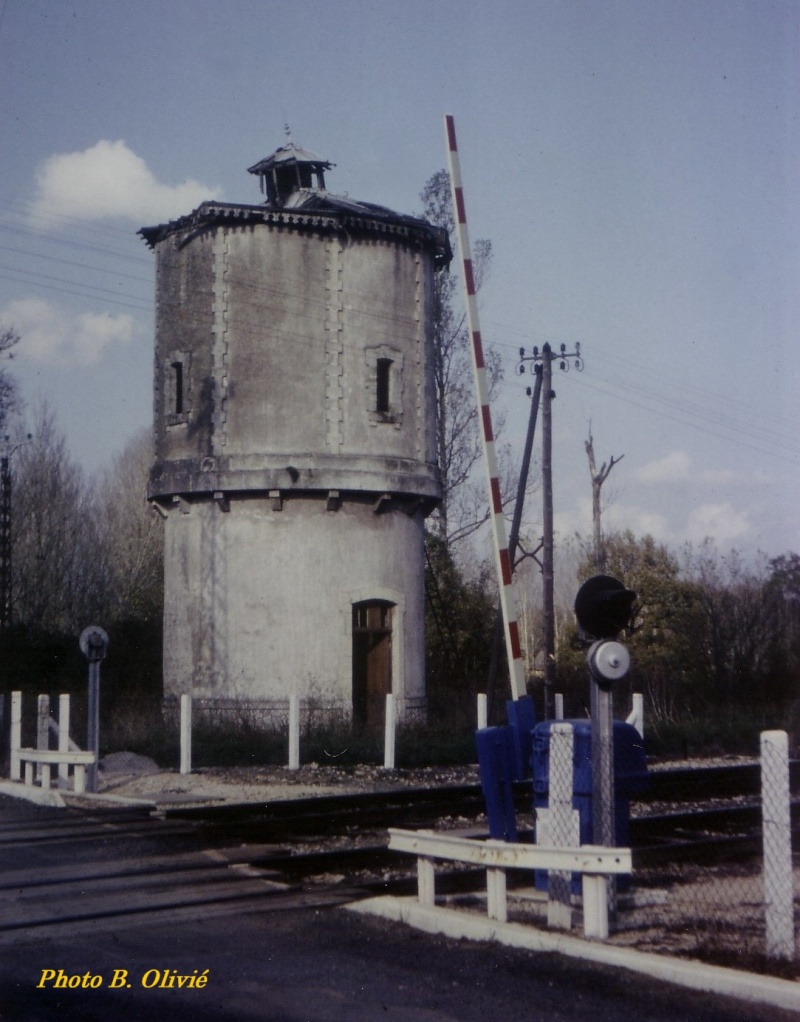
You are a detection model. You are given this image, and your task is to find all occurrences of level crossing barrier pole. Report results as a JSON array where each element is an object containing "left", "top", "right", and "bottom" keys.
[{"left": 445, "top": 114, "right": 526, "bottom": 703}]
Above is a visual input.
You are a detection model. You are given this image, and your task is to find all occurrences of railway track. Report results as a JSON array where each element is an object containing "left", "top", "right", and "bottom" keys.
[
  {"left": 154, "top": 762, "right": 800, "bottom": 882},
  {"left": 1, "top": 760, "right": 797, "bottom": 942}
]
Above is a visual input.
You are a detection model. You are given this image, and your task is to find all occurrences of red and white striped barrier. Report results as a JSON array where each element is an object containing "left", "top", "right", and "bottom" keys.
[{"left": 444, "top": 114, "right": 527, "bottom": 702}]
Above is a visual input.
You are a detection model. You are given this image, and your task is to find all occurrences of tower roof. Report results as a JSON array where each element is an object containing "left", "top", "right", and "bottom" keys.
[
  {"left": 247, "top": 139, "right": 334, "bottom": 207},
  {"left": 139, "top": 137, "right": 452, "bottom": 267},
  {"left": 247, "top": 141, "right": 334, "bottom": 177}
]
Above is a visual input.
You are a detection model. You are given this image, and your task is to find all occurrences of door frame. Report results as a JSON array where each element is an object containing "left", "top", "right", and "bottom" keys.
[{"left": 343, "top": 586, "right": 405, "bottom": 720}]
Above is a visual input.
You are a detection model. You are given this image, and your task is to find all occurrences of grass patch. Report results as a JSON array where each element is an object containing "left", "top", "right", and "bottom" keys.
[
  {"left": 98, "top": 698, "right": 796, "bottom": 769},
  {"left": 97, "top": 699, "right": 479, "bottom": 770},
  {"left": 645, "top": 706, "right": 794, "bottom": 760}
]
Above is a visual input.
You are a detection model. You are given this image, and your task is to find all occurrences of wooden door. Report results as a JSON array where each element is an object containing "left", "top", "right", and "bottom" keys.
[{"left": 352, "top": 601, "right": 393, "bottom": 728}]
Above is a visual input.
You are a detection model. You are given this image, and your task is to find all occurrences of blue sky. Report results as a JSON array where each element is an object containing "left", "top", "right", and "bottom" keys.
[{"left": 0, "top": 0, "right": 798, "bottom": 560}]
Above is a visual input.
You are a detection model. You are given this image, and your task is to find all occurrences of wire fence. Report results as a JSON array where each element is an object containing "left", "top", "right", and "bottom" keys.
[{"left": 533, "top": 721, "right": 799, "bottom": 978}]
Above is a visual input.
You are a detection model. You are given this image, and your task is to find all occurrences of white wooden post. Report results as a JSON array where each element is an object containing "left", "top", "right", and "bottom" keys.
[
  {"left": 36, "top": 695, "right": 49, "bottom": 781},
  {"left": 57, "top": 694, "right": 70, "bottom": 788},
  {"left": 554, "top": 693, "right": 564, "bottom": 721},
  {"left": 390, "top": 829, "right": 631, "bottom": 939},
  {"left": 626, "top": 693, "right": 644, "bottom": 738},
  {"left": 10, "top": 691, "right": 21, "bottom": 780},
  {"left": 761, "top": 730, "right": 795, "bottom": 961},
  {"left": 582, "top": 874, "right": 609, "bottom": 939},
  {"left": 477, "top": 693, "right": 487, "bottom": 731},
  {"left": 418, "top": 856, "right": 435, "bottom": 908},
  {"left": 384, "top": 694, "right": 396, "bottom": 769},
  {"left": 546, "top": 722, "right": 578, "bottom": 930},
  {"left": 179, "top": 694, "right": 192, "bottom": 775},
  {"left": 486, "top": 867, "right": 507, "bottom": 923},
  {"left": 288, "top": 694, "right": 300, "bottom": 770}
]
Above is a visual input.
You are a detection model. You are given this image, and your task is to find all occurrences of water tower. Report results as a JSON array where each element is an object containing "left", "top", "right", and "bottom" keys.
[{"left": 140, "top": 139, "right": 450, "bottom": 725}]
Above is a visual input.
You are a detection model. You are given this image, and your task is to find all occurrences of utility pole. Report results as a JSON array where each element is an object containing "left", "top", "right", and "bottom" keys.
[
  {"left": 485, "top": 369, "right": 543, "bottom": 716},
  {"left": 541, "top": 348, "right": 556, "bottom": 719},
  {"left": 517, "top": 343, "right": 583, "bottom": 720}
]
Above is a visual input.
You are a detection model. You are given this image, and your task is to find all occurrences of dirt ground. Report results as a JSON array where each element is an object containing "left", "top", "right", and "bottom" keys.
[{"left": 90, "top": 755, "right": 482, "bottom": 807}]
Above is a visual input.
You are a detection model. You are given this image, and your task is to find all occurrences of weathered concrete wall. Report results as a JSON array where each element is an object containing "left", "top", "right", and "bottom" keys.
[
  {"left": 162, "top": 495, "right": 427, "bottom": 714},
  {"left": 221, "top": 227, "right": 329, "bottom": 455},
  {"left": 149, "top": 210, "right": 441, "bottom": 721},
  {"left": 152, "top": 230, "right": 215, "bottom": 465}
]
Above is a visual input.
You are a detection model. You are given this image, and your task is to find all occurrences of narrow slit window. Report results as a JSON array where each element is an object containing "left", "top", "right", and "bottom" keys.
[
  {"left": 171, "top": 361, "right": 184, "bottom": 415},
  {"left": 376, "top": 358, "right": 392, "bottom": 414}
]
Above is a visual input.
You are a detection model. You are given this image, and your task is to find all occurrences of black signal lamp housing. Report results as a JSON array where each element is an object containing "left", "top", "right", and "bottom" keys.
[{"left": 574, "top": 574, "right": 637, "bottom": 640}]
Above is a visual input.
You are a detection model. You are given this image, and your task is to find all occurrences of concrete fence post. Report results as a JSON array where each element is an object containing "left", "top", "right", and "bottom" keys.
[
  {"left": 761, "top": 729, "right": 795, "bottom": 961},
  {"left": 384, "top": 694, "right": 396, "bottom": 770},
  {"left": 626, "top": 693, "right": 644, "bottom": 738},
  {"left": 36, "top": 695, "right": 49, "bottom": 782},
  {"left": 554, "top": 693, "right": 564, "bottom": 721},
  {"left": 10, "top": 691, "right": 21, "bottom": 780},
  {"left": 180, "top": 694, "right": 192, "bottom": 775},
  {"left": 58, "top": 694, "right": 70, "bottom": 788},
  {"left": 477, "top": 693, "right": 487, "bottom": 731},
  {"left": 288, "top": 694, "right": 300, "bottom": 771},
  {"left": 546, "top": 722, "right": 577, "bottom": 930}
]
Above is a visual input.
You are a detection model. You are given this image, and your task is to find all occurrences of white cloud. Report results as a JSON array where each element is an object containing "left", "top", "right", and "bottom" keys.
[
  {"left": 2, "top": 297, "right": 134, "bottom": 366},
  {"left": 634, "top": 450, "right": 742, "bottom": 489},
  {"left": 555, "top": 497, "right": 670, "bottom": 545},
  {"left": 685, "top": 503, "right": 751, "bottom": 546},
  {"left": 606, "top": 505, "right": 670, "bottom": 541},
  {"left": 634, "top": 450, "right": 692, "bottom": 484},
  {"left": 30, "top": 140, "right": 221, "bottom": 228}
]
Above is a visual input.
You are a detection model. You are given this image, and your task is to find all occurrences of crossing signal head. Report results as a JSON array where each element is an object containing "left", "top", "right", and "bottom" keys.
[{"left": 574, "top": 575, "right": 637, "bottom": 640}]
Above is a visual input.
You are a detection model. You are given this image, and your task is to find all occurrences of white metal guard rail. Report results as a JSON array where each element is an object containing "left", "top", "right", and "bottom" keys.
[
  {"left": 388, "top": 828, "right": 632, "bottom": 939},
  {"left": 17, "top": 749, "right": 96, "bottom": 795}
]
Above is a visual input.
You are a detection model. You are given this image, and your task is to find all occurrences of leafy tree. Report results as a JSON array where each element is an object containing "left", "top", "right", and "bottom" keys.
[
  {"left": 559, "top": 531, "right": 705, "bottom": 719},
  {"left": 424, "top": 534, "right": 497, "bottom": 724}
]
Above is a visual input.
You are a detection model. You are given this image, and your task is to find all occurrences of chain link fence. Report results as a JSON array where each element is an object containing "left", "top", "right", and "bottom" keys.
[{"left": 531, "top": 719, "right": 799, "bottom": 978}]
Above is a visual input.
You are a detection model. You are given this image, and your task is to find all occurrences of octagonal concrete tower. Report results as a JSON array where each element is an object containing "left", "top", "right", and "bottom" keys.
[{"left": 140, "top": 140, "right": 450, "bottom": 725}]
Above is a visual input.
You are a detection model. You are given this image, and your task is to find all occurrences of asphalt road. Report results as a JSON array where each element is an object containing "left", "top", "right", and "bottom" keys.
[{"left": 0, "top": 794, "right": 795, "bottom": 1022}]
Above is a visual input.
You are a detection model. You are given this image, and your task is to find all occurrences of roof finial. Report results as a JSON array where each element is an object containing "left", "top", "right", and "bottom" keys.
[{"left": 284, "top": 122, "right": 293, "bottom": 143}]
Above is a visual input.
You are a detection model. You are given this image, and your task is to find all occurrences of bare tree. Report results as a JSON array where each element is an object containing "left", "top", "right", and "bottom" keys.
[
  {"left": 94, "top": 429, "right": 163, "bottom": 622},
  {"left": 686, "top": 542, "right": 781, "bottom": 705},
  {"left": 12, "top": 402, "right": 100, "bottom": 632},
  {"left": 0, "top": 326, "right": 20, "bottom": 432},
  {"left": 584, "top": 427, "right": 623, "bottom": 573},
  {"left": 420, "top": 170, "right": 503, "bottom": 554}
]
